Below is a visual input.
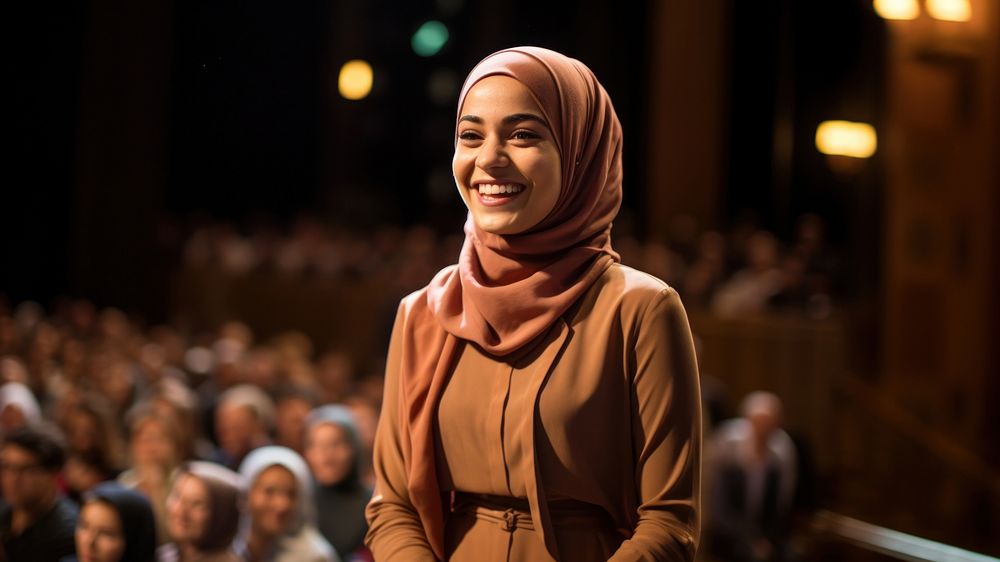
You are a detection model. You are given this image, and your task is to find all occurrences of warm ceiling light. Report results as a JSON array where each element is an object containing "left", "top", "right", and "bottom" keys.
[
  {"left": 873, "top": 0, "right": 919, "bottom": 20},
  {"left": 338, "top": 60, "right": 374, "bottom": 101},
  {"left": 816, "top": 121, "right": 878, "bottom": 159},
  {"left": 927, "top": 0, "right": 972, "bottom": 21}
]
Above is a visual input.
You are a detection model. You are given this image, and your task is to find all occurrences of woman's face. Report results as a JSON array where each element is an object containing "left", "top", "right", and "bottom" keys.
[
  {"left": 248, "top": 465, "right": 298, "bottom": 538},
  {"left": 131, "top": 418, "right": 175, "bottom": 468},
  {"left": 166, "top": 474, "right": 211, "bottom": 546},
  {"left": 304, "top": 423, "right": 355, "bottom": 486},
  {"left": 76, "top": 500, "right": 126, "bottom": 562},
  {"left": 454, "top": 75, "right": 561, "bottom": 235}
]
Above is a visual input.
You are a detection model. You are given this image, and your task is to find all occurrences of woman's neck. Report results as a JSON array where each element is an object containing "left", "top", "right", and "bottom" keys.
[
  {"left": 177, "top": 541, "right": 199, "bottom": 562},
  {"left": 245, "top": 530, "right": 278, "bottom": 562}
]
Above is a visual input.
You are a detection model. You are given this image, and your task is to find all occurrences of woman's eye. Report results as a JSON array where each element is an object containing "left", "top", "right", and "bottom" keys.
[
  {"left": 458, "top": 131, "right": 482, "bottom": 141},
  {"left": 512, "top": 130, "right": 540, "bottom": 140}
]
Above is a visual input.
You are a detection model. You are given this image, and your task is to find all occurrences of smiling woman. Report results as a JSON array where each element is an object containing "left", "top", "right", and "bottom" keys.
[
  {"left": 236, "top": 446, "right": 340, "bottom": 562},
  {"left": 365, "top": 47, "right": 702, "bottom": 562},
  {"left": 453, "top": 75, "right": 562, "bottom": 235}
]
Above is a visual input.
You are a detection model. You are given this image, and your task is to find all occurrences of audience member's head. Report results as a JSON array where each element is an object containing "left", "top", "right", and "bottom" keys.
[
  {"left": 0, "top": 381, "right": 42, "bottom": 434},
  {"left": 1, "top": 423, "right": 67, "bottom": 510},
  {"left": 238, "top": 446, "right": 313, "bottom": 539},
  {"left": 166, "top": 461, "right": 243, "bottom": 556},
  {"left": 76, "top": 482, "right": 157, "bottom": 562},
  {"left": 274, "top": 386, "right": 316, "bottom": 454},
  {"left": 214, "top": 385, "right": 274, "bottom": 465},
  {"left": 740, "top": 391, "right": 784, "bottom": 445},
  {"left": 304, "top": 405, "right": 361, "bottom": 488},
  {"left": 125, "top": 405, "right": 182, "bottom": 472}
]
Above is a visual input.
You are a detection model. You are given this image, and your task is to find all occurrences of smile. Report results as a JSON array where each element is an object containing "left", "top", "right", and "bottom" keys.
[
  {"left": 475, "top": 183, "right": 526, "bottom": 207},
  {"left": 477, "top": 183, "right": 525, "bottom": 195}
]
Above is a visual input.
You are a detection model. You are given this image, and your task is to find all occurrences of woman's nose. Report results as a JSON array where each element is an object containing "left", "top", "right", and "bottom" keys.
[{"left": 475, "top": 137, "right": 508, "bottom": 169}]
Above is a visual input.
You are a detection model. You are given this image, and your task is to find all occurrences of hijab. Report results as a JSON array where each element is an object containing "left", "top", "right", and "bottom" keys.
[
  {"left": 0, "top": 381, "right": 41, "bottom": 428},
  {"left": 306, "top": 406, "right": 371, "bottom": 557},
  {"left": 390, "top": 46, "right": 623, "bottom": 559},
  {"left": 238, "top": 446, "right": 315, "bottom": 536},
  {"left": 84, "top": 482, "right": 157, "bottom": 562}
]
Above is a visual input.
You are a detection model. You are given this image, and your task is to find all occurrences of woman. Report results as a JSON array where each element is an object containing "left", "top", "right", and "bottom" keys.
[
  {"left": 235, "top": 446, "right": 339, "bottom": 562},
  {"left": 119, "top": 405, "right": 184, "bottom": 544},
  {"left": 364, "top": 47, "right": 702, "bottom": 561},
  {"left": 158, "top": 462, "right": 242, "bottom": 562},
  {"left": 66, "top": 482, "right": 157, "bottom": 562},
  {"left": 303, "top": 406, "right": 373, "bottom": 559}
]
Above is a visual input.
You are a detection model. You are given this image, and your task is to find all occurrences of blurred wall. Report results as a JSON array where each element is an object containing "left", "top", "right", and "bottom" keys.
[{"left": 881, "top": 0, "right": 1000, "bottom": 467}]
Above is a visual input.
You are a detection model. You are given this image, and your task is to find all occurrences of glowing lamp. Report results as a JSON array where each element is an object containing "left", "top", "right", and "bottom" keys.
[
  {"left": 927, "top": 0, "right": 972, "bottom": 22},
  {"left": 816, "top": 121, "right": 878, "bottom": 159},
  {"left": 338, "top": 60, "right": 374, "bottom": 101},
  {"left": 873, "top": 0, "right": 919, "bottom": 20}
]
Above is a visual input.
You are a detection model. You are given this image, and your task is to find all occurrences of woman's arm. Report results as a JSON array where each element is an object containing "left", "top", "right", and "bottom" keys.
[
  {"left": 364, "top": 302, "right": 439, "bottom": 561},
  {"left": 610, "top": 288, "right": 702, "bottom": 562}
]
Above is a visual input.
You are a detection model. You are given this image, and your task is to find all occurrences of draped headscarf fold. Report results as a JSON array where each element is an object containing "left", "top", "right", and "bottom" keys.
[{"left": 396, "top": 46, "right": 624, "bottom": 559}]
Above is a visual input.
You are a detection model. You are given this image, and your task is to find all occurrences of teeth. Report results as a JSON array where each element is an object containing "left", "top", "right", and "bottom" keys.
[{"left": 478, "top": 184, "right": 524, "bottom": 195}]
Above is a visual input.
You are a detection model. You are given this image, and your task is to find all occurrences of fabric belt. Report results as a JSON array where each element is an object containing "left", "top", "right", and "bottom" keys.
[{"left": 451, "top": 492, "right": 615, "bottom": 532}]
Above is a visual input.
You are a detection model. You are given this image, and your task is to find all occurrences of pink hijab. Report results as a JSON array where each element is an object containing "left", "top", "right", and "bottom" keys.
[
  {"left": 395, "top": 46, "right": 623, "bottom": 559},
  {"left": 428, "top": 46, "right": 623, "bottom": 353}
]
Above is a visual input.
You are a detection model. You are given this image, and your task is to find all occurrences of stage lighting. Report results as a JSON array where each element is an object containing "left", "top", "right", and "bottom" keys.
[
  {"left": 412, "top": 21, "right": 449, "bottom": 57},
  {"left": 339, "top": 60, "right": 374, "bottom": 100}
]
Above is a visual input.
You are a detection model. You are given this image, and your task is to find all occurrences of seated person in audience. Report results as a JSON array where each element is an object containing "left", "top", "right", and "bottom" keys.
[
  {"left": 118, "top": 405, "right": 184, "bottom": 544},
  {"left": 236, "top": 446, "right": 339, "bottom": 562},
  {"left": 273, "top": 386, "right": 316, "bottom": 454},
  {"left": 303, "top": 406, "right": 372, "bottom": 560},
  {"left": 706, "top": 391, "right": 797, "bottom": 562},
  {"left": 65, "top": 481, "right": 157, "bottom": 562},
  {"left": 0, "top": 381, "right": 42, "bottom": 435},
  {"left": 0, "top": 424, "right": 78, "bottom": 562},
  {"left": 158, "top": 462, "right": 242, "bottom": 562},
  {"left": 211, "top": 385, "right": 274, "bottom": 471}
]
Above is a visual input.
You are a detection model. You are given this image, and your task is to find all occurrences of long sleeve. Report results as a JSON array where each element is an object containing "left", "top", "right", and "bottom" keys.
[
  {"left": 610, "top": 288, "right": 702, "bottom": 562},
  {"left": 364, "top": 304, "right": 439, "bottom": 561}
]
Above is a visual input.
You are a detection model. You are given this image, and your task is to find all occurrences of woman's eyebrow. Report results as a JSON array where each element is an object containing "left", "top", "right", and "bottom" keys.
[{"left": 458, "top": 113, "right": 549, "bottom": 127}]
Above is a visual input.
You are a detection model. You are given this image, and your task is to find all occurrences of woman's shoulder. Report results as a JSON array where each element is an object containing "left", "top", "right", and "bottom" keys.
[{"left": 594, "top": 262, "right": 682, "bottom": 309}]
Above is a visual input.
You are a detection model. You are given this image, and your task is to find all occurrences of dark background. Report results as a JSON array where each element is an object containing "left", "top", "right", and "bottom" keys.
[{"left": 5, "top": 0, "right": 882, "bottom": 320}]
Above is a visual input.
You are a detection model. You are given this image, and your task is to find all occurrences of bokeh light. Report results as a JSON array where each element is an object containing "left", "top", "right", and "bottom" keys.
[
  {"left": 873, "top": 0, "right": 919, "bottom": 20},
  {"left": 338, "top": 59, "right": 374, "bottom": 100},
  {"left": 927, "top": 0, "right": 972, "bottom": 22},
  {"left": 412, "top": 20, "right": 449, "bottom": 57},
  {"left": 815, "top": 121, "right": 878, "bottom": 158}
]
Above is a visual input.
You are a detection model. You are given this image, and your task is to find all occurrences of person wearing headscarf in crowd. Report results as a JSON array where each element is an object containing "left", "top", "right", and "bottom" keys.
[
  {"left": 157, "top": 462, "right": 242, "bottom": 562},
  {"left": 364, "top": 47, "right": 702, "bottom": 561},
  {"left": 303, "top": 406, "right": 372, "bottom": 560},
  {"left": 235, "top": 446, "right": 339, "bottom": 562},
  {"left": 62, "top": 481, "right": 157, "bottom": 562},
  {"left": 0, "top": 381, "right": 42, "bottom": 435}
]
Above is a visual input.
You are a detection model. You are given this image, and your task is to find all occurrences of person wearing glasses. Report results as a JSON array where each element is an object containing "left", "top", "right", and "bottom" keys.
[{"left": 0, "top": 424, "right": 79, "bottom": 562}]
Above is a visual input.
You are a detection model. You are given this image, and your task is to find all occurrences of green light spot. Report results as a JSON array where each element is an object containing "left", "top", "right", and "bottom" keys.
[{"left": 412, "top": 20, "right": 449, "bottom": 57}]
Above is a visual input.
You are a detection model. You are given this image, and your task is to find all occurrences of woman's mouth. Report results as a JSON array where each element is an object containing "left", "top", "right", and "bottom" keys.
[{"left": 476, "top": 183, "right": 525, "bottom": 206}]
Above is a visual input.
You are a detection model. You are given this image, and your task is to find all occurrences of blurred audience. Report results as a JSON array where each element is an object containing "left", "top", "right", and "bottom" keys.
[{"left": 0, "top": 210, "right": 848, "bottom": 562}]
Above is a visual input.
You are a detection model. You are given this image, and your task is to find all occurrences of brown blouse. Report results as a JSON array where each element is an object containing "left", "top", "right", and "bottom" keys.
[{"left": 366, "top": 264, "right": 703, "bottom": 561}]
